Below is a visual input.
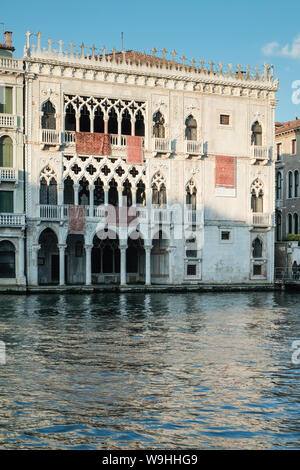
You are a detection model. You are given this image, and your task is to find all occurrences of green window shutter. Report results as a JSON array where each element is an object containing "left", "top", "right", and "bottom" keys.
[
  {"left": 0, "top": 191, "right": 13, "bottom": 213},
  {"left": 4, "top": 87, "right": 12, "bottom": 114},
  {"left": 0, "top": 87, "right": 12, "bottom": 114},
  {"left": 0, "top": 136, "right": 13, "bottom": 167}
]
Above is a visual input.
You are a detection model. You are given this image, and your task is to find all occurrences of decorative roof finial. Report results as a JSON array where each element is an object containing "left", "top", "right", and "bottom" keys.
[
  {"left": 151, "top": 47, "right": 157, "bottom": 57},
  {"left": 90, "top": 44, "right": 96, "bottom": 58},
  {"left": 25, "top": 30, "right": 31, "bottom": 49},
  {"left": 80, "top": 42, "right": 85, "bottom": 58},
  {"left": 36, "top": 31, "right": 41, "bottom": 53}
]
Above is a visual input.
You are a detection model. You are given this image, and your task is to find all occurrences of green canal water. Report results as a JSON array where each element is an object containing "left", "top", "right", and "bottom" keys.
[{"left": 0, "top": 291, "right": 300, "bottom": 449}]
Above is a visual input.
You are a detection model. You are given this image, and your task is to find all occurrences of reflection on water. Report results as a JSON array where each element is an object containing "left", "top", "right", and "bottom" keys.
[{"left": 0, "top": 291, "right": 300, "bottom": 449}]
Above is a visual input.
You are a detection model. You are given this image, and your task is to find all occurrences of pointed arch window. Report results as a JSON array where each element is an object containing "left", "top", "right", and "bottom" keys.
[
  {"left": 288, "top": 213, "right": 293, "bottom": 234},
  {"left": 108, "top": 108, "right": 118, "bottom": 135},
  {"left": 41, "top": 100, "right": 56, "bottom": 130},
  {"left": 153, "top": 111, "right": 165, "bottom": 138},
  {"left": 94, "top": 106, "right": 104, "bottom": 133},
  {"left": 39, "top": 167, "right": 57, "bottom": 205},
  {"left": 135, "top": 110, "right": 145, "bottom": 137},
  {"left": 152, "top": 172, "right": 167, "bottom": 206},
  {"left": 276, "top": 211, "right": 282, "bottom": 241},
  {"left": 79, "top": 104, "right": 90, "bottom": 132},
  {"left": 186, "top": 180, "right": 197, "bottom": 210},
  {"left": 136, "top": 180, "right": 146, "bottom": 205},
  {"left": 276, "top": 171, "right": 283, "bottom": 200},
  {"left": 288, "top": 171, "right": 293, "bottom": 198},
  {"left": 252, "top": 238, "right": 263, "bottom": 258},
  {"left": 108, "top": 179, "right": 118, "bottom": 206},
  {"left": 65, "top": 103, "right": 76, "bottom": 131},
  {"left": 79, "top": 178, "right": 89, "bottom": 205},
  {"left": 94, "top": 178, "right": 104, "bottom": 206},
  {"left": 251, "top": 121, "right": 262, "bottom": 146},
  {"left": 295, "top": 170, "right": 299, "bottom": 198},
  {"left": 0, "top": 136, "right": 13, "bottom": 167},
  {"left": 122, "top": 179, "right": 132, "bottom": 207},
  {"left": 121, "top": 109, "right": 131, "bottom": 136},
  {"left": 64, "top": 176, "right": 74, "bottom": 205},
  {"left": 294, "top": 213, "right": 299, "bottom": 234},
  {"left": 251, "top": 179, "right": 264, "bottom": 213},
  {"left": 185, "top": 115, "right": 197, "bottom": 141}
]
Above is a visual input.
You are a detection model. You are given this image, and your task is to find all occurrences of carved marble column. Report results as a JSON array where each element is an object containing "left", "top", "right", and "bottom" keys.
[
  {"left": 85, "top": 244, "right": 92, "bottom": 285},
  {"left": 144, "top": 244, "right": 152, "bottom": 285},
  {"left": 58, "top": 244, "right": 67, "bottom": 286},
  {"left": 120, "top": 244, "right": 127, "bottom": 285},
  {"left": 31, "top": 244, "right": 41, "bottom": 286},
  {"left": 18, "top": 235, "right": 26, "bottom": 285}
]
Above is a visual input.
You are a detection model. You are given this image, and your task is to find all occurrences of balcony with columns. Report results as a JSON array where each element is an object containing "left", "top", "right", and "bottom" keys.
[
  {"left": 184, "top": 139, "right": 203, "bottom": 157},
  {"left": 0, "top": 213, "right": 25, "bottom": 227},
  {"left": 0, "top": 168, "right": 17, "bottom": 183},
  {"left": 0, "top": 114, "right": 18, "bottom": 129},
  {"left": 250, "top": 145, "right": 271, "bottom": 165},
  {"left": 250, "top": 212, "right": 272, "bottom": 227}
]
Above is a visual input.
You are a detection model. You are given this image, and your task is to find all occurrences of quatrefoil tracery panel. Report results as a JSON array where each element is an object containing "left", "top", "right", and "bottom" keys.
[
  {"left": 64, "top": 95, "right": 146, "bottom": 120},
  {"left": 251, "top": 178, "right": 264, "bottom": 197},
  {"left": 63, "top": 155, "right": 145, "bottom": 189},
  {"left": 151, "top": 171, "right": 166, "bottom": 190},
  {"left": 40, "top": 166, "right": 57, "bottom": 183}
]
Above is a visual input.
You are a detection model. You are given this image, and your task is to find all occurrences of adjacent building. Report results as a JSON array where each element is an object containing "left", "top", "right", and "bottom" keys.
[
  {"left": 0, "top": 30, "right": 279, "bottom": 287},
  {"left": 0, "top": 32, "right": 25, "bottom": 286}
]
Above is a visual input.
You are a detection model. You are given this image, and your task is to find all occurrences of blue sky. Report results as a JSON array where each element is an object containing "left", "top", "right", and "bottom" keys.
[{"left": 1, "top": 0, "right": 300, "bottom": 122}]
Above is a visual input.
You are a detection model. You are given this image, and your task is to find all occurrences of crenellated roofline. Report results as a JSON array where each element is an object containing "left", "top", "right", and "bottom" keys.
[{"left": 23, "top": 31, "right": 279, "bottom": 93}]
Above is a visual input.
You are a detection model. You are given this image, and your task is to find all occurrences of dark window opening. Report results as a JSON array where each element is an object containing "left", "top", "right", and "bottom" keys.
[
  {"left": 220, "top": 114, "right": 230, "bottom": 125},
  {"left": 65, "top": 103, "right": 76, "bottom": 131},
  {"left": 108, "top": 108, "right": 118, "bottom": 134},
  {"left": 121, "top": 109, "right": 131, "bottom": 136},
  {"left": 41, "top": 100, "right": 56, "bottom": 130},
  {"left": 79, "top": 104, "right": 90, "bottom": 132},
  {"left": 64, "top": 177, "right": 74, "bottom": 205},
  {"left": 153, "top": 111, "right": 165, "bottom": 138},
  {"left": 221, "top": 231, "right": 230, "bottom": 241},
  {"left": 251, "top": 121, "right": 262, "bottom": 146},
  {"left": 94, "top": 107, "right": 104, "bottom": 133},
  {"left": 0, "top": 240, "right": 15, "bottom": 278},
  {"left": 79, "top": 178, "right": 89, "bottom": 205},
  {"left": 135, "top": 110, "right": 145, "bottom": 137},
  {"left": 187, "top": 264, "right": 197, "bottom": 276},
  {"left": 108, "top": 179, "right": 118, "bottom": 206}
]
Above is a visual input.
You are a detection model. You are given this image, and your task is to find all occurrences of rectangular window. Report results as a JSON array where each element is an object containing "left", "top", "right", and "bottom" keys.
[
  {"left": 292, "top": 139, "right": 296, "bottom": 154},
  {"left": 277, "top": 143, "right": 282, "bottom": 160},
  {"left": 0, "top": 86, "right": 13, "bottom": 114},
  {"left": 221, "top": 231, "right": 230, "bottom": 241},
  {"left": 220, "top": 114, "right": 230, "bottom": 125},
  {"left": 0, "top": 191, "right": 13, "bottom": 213},
  {"left": 187, "top": 264, "right": 197, "bottom": 276},
  {"left": 186, "top": 250, "right": 197, "bottom": 258},
  {"left": 253, "top": 264, "right": 263, "bottom": 276}
]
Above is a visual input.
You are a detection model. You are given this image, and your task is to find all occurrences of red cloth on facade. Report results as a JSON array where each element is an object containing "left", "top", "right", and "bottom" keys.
[
  {"left": 127, "top": 135, "right": 143, "bottom": 164},
  {"left": 215, "top": 156, "right": 235, "bottom": 188},
  {"left": 68, "top": 205, "right": 86, "bottom": 234},
  {"left": 75, "top": 132, "right": 111, "bottom": 156}
]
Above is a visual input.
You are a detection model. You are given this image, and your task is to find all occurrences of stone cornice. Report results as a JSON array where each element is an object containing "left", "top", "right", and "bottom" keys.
[{"left": 23, "top": 56, "right": 278, "bottom": 93}]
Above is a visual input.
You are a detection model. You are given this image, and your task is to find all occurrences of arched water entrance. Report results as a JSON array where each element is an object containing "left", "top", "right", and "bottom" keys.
[
  {"left": 151, "top": 230, "right": 169, "bottom": 283},
  {"left": 126, "top": 236, "right": 145, "bottom": 284},
  {"left": 38, "top": 228, "right": 59, "bottom": 284},
  {"left": 66, "top": 234, "right": 85, "bottom": 284},
  {"left": 92, "top": 231, "right": 120, "bottom": 284}
]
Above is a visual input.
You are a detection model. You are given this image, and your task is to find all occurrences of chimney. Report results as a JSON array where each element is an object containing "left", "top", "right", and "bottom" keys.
[{"left": 4, "top": 31, "right": 12, "bottom": 48}]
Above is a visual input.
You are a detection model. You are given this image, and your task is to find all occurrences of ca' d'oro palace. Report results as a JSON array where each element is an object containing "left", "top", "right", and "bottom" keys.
[{"left": 0, "top": 30, "right": 281, "bottom": 292}]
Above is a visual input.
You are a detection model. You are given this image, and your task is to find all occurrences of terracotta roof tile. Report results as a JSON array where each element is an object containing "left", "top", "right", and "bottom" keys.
[{"left": 275, "top": 119, "right": 300, "bottom": 134}]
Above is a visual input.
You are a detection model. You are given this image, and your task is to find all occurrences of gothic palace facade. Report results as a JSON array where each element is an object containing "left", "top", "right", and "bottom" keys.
[{"left": 0, "top": 31, "right": 278, "bottom": 287}]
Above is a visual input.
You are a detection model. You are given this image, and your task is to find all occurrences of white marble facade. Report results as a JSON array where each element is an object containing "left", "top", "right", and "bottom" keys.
[{"left": 1, "top": 31, "right": 279, "bottom": 286}]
